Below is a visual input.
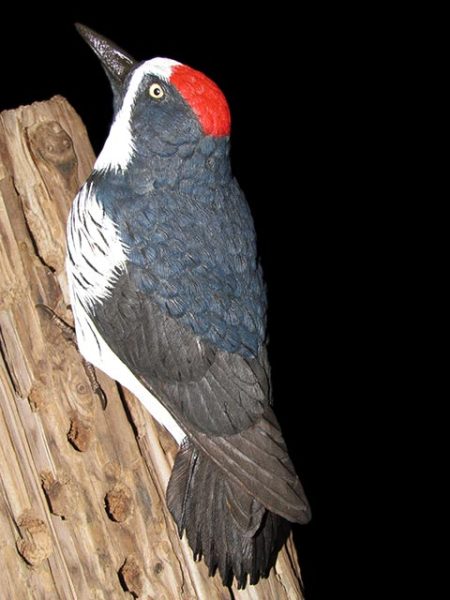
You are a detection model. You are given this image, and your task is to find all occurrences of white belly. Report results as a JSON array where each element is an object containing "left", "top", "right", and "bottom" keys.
[{"left": 70, "top": 293, "right": 186, "bottom": 444}]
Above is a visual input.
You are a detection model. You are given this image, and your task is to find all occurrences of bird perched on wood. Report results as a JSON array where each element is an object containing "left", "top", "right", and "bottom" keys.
[{"left": 67, "top": 24, "right": 311, "bottom": 588}]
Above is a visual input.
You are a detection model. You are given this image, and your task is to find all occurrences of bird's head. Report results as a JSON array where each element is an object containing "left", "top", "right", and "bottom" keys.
[{"left": 76, "top": 24, "right": 231, "bottom": 172}]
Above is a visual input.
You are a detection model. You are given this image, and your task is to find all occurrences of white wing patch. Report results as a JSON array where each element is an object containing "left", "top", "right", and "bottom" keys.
[{"left": 95, "top": 57, "right": 181, "bottom": 172}]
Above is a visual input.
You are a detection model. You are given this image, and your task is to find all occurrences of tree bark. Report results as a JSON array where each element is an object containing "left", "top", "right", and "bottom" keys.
[{"left": 0, "top": 96, "right": 304, "bottom": 599}]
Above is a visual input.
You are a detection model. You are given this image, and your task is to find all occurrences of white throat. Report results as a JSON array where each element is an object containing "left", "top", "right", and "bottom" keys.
[{"left": 94, "top": 57, "right": 181, "bottom": 172}]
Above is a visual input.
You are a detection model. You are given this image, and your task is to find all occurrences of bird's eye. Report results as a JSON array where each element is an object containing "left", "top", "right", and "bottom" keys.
[{"left": 149, "top": 83, "right": 165, "bottom": 99}]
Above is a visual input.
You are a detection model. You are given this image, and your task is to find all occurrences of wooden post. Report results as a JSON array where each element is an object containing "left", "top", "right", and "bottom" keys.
[{"left": 0, "top": 96, "right": 304, "bottom": 599}]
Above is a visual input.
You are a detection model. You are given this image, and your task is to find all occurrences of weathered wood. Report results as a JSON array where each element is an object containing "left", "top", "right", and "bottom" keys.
[{"left": 0, "top": 96, "right": 304, "bottom": 599}]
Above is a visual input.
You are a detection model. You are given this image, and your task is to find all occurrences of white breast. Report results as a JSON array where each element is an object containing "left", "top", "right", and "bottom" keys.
[
  {"left": 67, "top": 184, "right": 127, "bottom": 310},
  {"left": 67, "top": 185, "right": 186, "bottom": 444}
]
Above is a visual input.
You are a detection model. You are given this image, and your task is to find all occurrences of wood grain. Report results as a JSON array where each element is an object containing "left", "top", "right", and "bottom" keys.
[{"left": 0, "top": 96, "right": 304, "bottom": 599}]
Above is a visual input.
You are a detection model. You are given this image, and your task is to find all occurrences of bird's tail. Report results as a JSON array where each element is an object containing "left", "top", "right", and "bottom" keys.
[{"left": 166, "top": 408, "right": 310, "bottom": 588}]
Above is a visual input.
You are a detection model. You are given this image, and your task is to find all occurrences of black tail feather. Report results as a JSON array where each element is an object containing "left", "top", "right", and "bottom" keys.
[{"left": 167, "top": 438, "right": 291, "bottom": 588}]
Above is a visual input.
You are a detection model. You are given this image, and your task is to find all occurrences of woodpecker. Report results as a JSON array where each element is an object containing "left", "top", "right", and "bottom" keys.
[{"left": 67, "top": 24, "right": 311, "bottom": 588}]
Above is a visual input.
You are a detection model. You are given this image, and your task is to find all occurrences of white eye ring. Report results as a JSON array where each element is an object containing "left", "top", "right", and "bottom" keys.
[{"left": 149, "top": 83, "right": 165, "bottom": 99}]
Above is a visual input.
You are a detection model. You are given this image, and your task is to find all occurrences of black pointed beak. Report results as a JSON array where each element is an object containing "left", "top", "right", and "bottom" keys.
[{"left": 75, "top": 23, "right": 136, "bottom": 86}]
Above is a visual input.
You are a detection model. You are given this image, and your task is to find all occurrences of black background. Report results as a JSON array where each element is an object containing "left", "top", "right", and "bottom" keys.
[{"left": 0, "top": 6, "right": 348, "bottom": 598}]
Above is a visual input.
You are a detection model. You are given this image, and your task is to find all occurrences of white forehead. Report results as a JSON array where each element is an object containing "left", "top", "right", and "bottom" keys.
[
  {"left": 141, "top": 57, "right": 181, "bottom": 80},
  {"left": 94, "top": 58, "right": 181, "bottom": 172},
  {"left": 126, "top": 57, "right": 181, "bottom": 101}
]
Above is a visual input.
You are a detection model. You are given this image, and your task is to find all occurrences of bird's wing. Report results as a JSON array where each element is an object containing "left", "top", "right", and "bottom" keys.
[
  {"left": 91, "top": 270, "right": 269, "bottom": 435},
  {"left": 170, "top": 406, "right": 311, "bottom": 524},
  {"left": 90, "top": 269, "right": 311, "bottom": 525},
  {"left": 86, "top": 184, "right": 310, "bottom": 528}
]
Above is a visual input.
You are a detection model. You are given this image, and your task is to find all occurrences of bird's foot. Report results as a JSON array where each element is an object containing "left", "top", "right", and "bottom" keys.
[
  {"left": 36, "top": 304, "right": 107, "bottom": 409},
  {"left": 82, "top": 358, "right": 107, "bottom": 409}
]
